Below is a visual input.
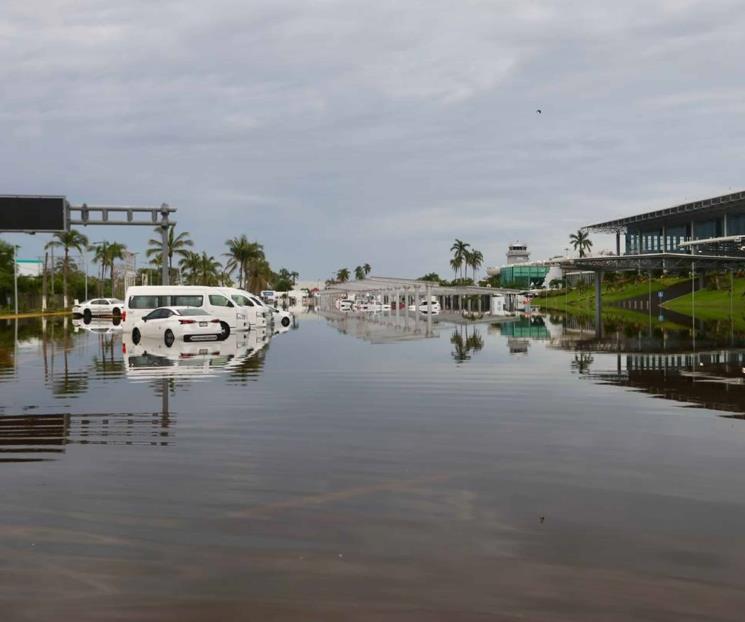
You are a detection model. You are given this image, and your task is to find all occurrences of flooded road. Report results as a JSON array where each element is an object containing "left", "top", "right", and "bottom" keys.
[{"left": 3, "top": 313, "right": 745, "bottom": 621}]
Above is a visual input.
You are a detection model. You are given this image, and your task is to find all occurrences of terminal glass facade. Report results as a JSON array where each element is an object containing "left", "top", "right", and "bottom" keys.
[{"left": 500, "top": 265, "right": 550, "bottom": 288}]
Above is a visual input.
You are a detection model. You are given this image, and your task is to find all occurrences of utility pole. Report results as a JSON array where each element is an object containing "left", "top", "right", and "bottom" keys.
[
  {"left": 13, "top": 244, "right": 18, "bottom": 315},
  {"left": 160, "top": 203, "right": 170, "bottom": 286}
]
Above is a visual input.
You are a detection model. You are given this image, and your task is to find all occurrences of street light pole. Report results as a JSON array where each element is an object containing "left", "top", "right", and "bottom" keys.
[{"left": 13, "top": 244, "right": 18, "bottom": 316}]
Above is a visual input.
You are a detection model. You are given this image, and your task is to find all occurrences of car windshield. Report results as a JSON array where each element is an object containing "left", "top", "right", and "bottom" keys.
[{"left": 176, "top": 308, "right": 209, "bottom": 316}]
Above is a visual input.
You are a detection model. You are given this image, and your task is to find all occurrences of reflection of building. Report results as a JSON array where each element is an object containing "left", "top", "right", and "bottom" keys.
[
  {"left": 586, "top": 350, "right": 745, "bottom": 417},
  {"left": 500, "top": 316, "right": 551, "bottom": 340},
  {"left": 507, "top": 338, "right": 529, "bottom": 354}
]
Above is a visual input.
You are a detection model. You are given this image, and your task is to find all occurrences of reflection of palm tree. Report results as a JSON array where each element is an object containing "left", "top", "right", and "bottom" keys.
[
  {"left": 571, "top": 353, "right": 594, "bottom": 374},
  {"left": 450, "top": 330, "right": 470, "bottom": 363},
  {"left": 466, "top": 332, "right": 484, "bottom": 352},
  {"left": 450, "top": 325, "right": 485, "bottom": 363},
  {"left": 228, "top": 347, "right": 268, "bottom": 383}
]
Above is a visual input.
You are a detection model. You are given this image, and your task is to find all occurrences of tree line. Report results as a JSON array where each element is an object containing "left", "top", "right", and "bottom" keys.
[{"left": 0, "top": 228, "right": 299, "bottom": 311}]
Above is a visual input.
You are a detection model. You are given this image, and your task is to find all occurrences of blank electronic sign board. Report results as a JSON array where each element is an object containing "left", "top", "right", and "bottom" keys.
[{"left": 0, "top": 196, "right": 67, "bottom": 232}]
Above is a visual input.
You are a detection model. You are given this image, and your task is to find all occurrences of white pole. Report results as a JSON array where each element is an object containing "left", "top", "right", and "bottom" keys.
[{"left": 13, "top": 244, "right": 18, "bottom": 316}]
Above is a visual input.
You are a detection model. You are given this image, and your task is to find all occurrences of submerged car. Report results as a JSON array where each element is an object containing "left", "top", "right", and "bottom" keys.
[
  {"left": 131, "top": 307, "right": 225, "bottom": 347},
  {"left": 72, "top": 298, "right": 125, "bottom": 321}
]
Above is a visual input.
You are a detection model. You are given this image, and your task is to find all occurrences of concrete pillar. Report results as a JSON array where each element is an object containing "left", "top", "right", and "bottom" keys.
[
  {"left": 426, "top": 284, "right": 433, "bottom": 335},
  {"left": 616, "top": 231, "right": 621, "bottom": 256}
]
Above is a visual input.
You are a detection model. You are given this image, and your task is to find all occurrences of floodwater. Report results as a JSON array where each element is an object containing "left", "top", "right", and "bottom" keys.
[{"left": 3, "top": 312, "right": 745, "bottom": 621}]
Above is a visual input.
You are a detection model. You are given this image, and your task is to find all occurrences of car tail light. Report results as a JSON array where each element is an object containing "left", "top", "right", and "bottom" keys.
[
  {"left": 179, "top": 319, "right": 196, "bottom": 325},
  {"left": 122, "top": 311, "right": 127, "bottom": 322},
  {"left": 122, "top": 342, "right": 127, "bottom": 354}
]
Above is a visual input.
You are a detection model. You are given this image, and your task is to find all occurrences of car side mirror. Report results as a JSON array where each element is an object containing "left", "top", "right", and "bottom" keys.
[{"left": 227, "top": 301, "right": 234, "bottom": 307}]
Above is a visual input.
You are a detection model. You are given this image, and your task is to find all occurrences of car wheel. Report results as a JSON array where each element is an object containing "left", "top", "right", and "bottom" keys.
[
  {"left": 132, "top": 327, "right": 141, "bottom": 345},
  {"left": 281, "top": 316, "right": 290, "bottom": 327},
  {"left": 219, "top": 321, "right": 231, "bottom": 340},
  {"left": 83, "top": 309, "right": 92, "bottom": 324},
  {"left": 164, "top": 329, "right": 175, "bottom": 348}
]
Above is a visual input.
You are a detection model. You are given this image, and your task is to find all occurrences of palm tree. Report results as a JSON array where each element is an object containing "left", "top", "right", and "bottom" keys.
[
  {"left": 337, "top": 268, "right": 350, "bottom": 283},
  {"left": 468, "top": 249, "right": 484, "bottom": 281},
  {"left": 45, "top": 230, "right": 89, "bottom": 307},
  {"left": 91, "top": 242, "right": 109, "bottom": 296},
  {"left": 290, "top": 271, "right": 299, "bottom": 286},
  {"left": 224, "top": 235, "right": 252, "bottom": 289},
  {"left": 195, "top": 252, "right": 222, "bottom": 285},
  {"left": 178, "top": 251, "right": 202, "bottom": 284},
  {"left": 225, "top": 236, "right": 265, "bottom": 290},
  {"left": 147, "top": 226, "right": 193, "bottom": 282},
  {"left": 450, "top": 239, "right": 470, "bottom": 281},
  {"left": 449, "top": 257, "right": 461, "bottom": 281},
  {"left": 354, "top": 266, "right": 365, "bottom": 280},
  {"left": 106, "top": 242, "right": 127, "bottom": 296},
  {"left": 246, "top": 256, "right": 273, "bottom": 292},
  {"left": 363, "top": 263, "right": 371, "bottom": 276},
  {"left": 569, "top": 230, "right": 593, "bottom": 258}
]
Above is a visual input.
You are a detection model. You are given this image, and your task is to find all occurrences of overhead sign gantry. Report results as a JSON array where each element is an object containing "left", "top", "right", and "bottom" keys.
[{"left": 0, "top": 194, "right": 176, "bottom": 286}]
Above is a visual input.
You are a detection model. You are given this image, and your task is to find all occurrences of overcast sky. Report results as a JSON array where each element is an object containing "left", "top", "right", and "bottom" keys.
[{"left": 1, "top": 0, "right": 744, "bottom": 280}]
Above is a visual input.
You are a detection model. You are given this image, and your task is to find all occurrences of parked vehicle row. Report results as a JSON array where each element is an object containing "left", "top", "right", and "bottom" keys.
[{"left": 336, "top": 295, "right": 441, "bottom": 315}]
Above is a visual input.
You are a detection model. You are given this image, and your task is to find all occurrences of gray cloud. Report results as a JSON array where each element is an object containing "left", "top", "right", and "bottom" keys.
[{"left": 1, "top": 0, "right": 744, "bottom": 279}]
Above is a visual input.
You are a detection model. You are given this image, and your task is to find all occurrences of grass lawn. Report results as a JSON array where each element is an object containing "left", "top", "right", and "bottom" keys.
[
  {"left": 662, "top": 277, "right": 745, "bottom": 318},
  {"left": 532, "top": 276, "right": 687, "bottom": 313}
]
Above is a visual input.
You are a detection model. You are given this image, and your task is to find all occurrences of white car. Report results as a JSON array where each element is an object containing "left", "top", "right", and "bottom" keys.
[
  {"left": 408, "top": 297, "right": 441, "bottom": 315},
  {"left": 131, "top": 307, "right": 225, "bottom": 347},
  {"left": 72, "top": 298, "right": 125, "bottom": 321}
]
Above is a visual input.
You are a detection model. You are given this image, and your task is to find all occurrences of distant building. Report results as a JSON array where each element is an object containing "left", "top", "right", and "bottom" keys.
[{"left": 486, "top": 242, "right": 556, "bottom": 288}]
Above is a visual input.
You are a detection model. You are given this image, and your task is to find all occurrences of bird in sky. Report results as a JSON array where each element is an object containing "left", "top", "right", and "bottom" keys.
[{"left": 536, "top": 109, "right": 542, "bottom": 114}]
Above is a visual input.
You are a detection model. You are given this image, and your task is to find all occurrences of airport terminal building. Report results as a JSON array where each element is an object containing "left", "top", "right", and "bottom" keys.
[{"left": 584, "top": 190, "right": 745, "bottom": 258}]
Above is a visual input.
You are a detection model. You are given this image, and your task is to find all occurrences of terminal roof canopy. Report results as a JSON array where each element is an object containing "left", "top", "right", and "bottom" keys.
[{"left": 583, "top": 190, "right": 745, "bottom": 233}]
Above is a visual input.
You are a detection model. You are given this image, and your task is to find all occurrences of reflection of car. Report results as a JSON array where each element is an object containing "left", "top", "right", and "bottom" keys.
[
  {"left": 72, "top": 298, "right": 124, "bottom": 320},
  {"left": 271, "top": 307, "right": 293, "bottom": 328},
  {"left": 408, "top": 297, "right": 441, "bottom": 315},
  {"left": 72, "top": 317, "right": 123, "bottom": 334},
  {"left": 122, "top": 330, "right": 269, "bottom": 379},
  {"left": 131, "top": 307, "right": 225, "bottom": 347}
]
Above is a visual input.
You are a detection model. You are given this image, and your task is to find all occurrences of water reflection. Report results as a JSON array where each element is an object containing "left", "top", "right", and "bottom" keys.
[
  {"left": 450, "top": 326, "right": 484, "bottom": 363},
  {"left": 0, "top": 390, "right": 173, "bottom": 463},
  {"left": 320, "top": 309, "right": 438, "bottom": 342},
  {"left": 0, "top": 317, "right": 275, "bottom": 464},
  {"left": 324, "top": 309, "right": 745, "bottom": 418}
]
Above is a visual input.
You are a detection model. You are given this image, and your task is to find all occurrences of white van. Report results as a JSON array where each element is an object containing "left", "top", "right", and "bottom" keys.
[
  {"left": 219, "top": 287, "right": 267, "bottom": 328},
  {"left": 123, "top": 286, "right": 249, "bottom": 337}
]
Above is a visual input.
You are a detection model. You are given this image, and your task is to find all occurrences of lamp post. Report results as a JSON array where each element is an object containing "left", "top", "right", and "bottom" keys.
[
  {"left": 80, "top": 249, "right": 88, "bottom": 301},
  {"left": 13, "top": 244, "right": 19, "bottom": 316}
]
